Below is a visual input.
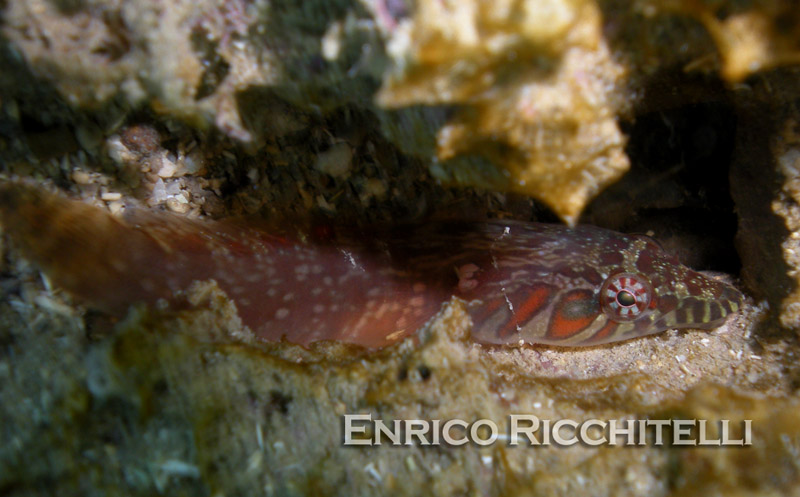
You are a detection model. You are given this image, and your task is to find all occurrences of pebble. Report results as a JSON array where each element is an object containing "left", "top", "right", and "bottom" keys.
[
  {"left": 315, "top": 142, "right": 352, "bottom": 178},
  {"left": 101, "top": 192, "right": 122, "bottom": 201},
  {"left": 72, "top": 170, "right": 92, "bottom": 185},
  {"left": 166, "top": 193, "right": 190, "bottom": 213}
]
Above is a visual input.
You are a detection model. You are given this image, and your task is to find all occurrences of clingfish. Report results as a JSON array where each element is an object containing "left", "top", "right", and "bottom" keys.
[{"left": 0, "top": 182, "right": 743, "bottom": 348}]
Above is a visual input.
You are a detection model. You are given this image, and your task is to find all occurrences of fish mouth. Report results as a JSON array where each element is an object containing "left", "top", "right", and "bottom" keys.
[
  {"left": 651, "top": 278, "right": 743, "bottom": 332},
  {"left": 676, "top": 282, "right": 744, "bottom": 330},
  {"left": 718, "top": 284, "right": 744, "bottom": 316}
]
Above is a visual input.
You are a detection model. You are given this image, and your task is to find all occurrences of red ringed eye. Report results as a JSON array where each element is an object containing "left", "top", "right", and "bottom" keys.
[{"left": 600, "top": 272, "right": 653, "bottom": 322}]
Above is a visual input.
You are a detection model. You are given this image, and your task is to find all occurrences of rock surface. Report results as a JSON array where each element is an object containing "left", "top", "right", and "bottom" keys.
[{"left": 2, "top": 1, "right": 800, "bottom": 496}]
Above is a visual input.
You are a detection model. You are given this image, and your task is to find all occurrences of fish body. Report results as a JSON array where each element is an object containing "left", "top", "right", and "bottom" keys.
[{"left": 0, "top": 183, "right": 742, "bottom": 348}]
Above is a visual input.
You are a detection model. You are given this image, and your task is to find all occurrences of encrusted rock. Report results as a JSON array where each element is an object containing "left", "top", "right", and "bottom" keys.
[{"left": 374, "top": 0, "right": 629, "bottom": 224}]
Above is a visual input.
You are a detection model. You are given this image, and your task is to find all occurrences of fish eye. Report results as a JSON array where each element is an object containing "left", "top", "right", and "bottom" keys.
[
  {"left": 600, "top": 272, "right": 653, "bottom": 321},
  {"left": 616, "top": 289, "right": 636, "bottom": 307}
]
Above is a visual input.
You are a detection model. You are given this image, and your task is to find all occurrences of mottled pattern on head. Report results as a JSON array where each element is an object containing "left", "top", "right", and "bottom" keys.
[
  {"left": 391, "top": 222, "right": 742, "bottom": 346},
  {"left": 0, "top": 182, "right": 743, "bottom": 348}
]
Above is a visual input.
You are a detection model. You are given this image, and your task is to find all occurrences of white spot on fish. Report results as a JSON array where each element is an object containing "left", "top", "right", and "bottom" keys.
[
  {"left": 275, "top": 308, "right": 289, "bottom": 319},
  {"left": 501, "top": 287, "right": 514, "bottom": 313},
  {"left": 374, "top": 303, "right": 389, "bottom": 319},
  {"left": 509, "top": 270, "right": 528, "bottom": 280},
  {"left": 501, "top": 287, "right": 522, "bottom": 332},
  {"left": 456, "top": 263, "right": 480, "bottom": 292},
  {"left": 409, "top": 296, "right": 425, "bottom": 307},
  {"left": 340, "top": 249, "right": 363, "bottom": 271}
]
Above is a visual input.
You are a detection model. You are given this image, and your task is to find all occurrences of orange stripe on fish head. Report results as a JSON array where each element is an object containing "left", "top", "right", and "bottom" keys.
[{"left": 546, "top": 289, "right": 600, "bottom": 341}]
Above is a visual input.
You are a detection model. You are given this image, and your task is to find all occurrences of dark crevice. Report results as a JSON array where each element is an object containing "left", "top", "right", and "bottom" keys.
[{"left": 584, "top": 71, "right": 740, "bottom": 274}]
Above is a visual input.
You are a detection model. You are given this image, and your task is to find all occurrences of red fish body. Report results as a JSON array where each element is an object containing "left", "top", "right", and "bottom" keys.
[{"left": 0, "top": 183, "right": 742, "bottom": 348}]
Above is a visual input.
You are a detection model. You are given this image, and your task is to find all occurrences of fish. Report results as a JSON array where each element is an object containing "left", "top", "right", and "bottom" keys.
[{"left": 0, "top": 181, "right": 743, "bottom": 348}]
